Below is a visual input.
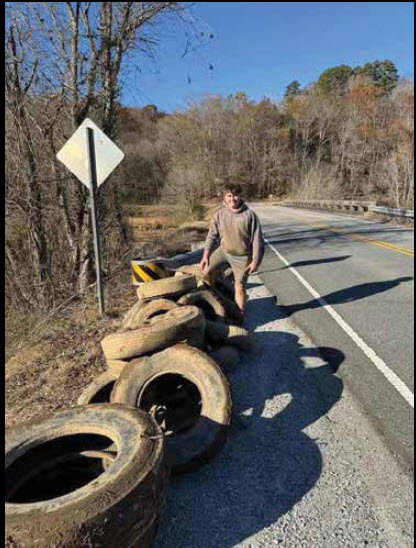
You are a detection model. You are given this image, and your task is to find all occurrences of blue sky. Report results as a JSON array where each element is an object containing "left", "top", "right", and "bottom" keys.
[{"left": 122, "top": 2, "right": 415, "bottom": 112}]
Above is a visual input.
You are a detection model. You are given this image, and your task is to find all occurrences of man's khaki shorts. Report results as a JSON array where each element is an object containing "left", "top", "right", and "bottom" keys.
[{"left": 207, "top": 247, "right": 250, "bottom": 284}]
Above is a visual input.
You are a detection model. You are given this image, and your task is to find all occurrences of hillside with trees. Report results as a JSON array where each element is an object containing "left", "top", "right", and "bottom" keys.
[{"left": 122, "top": 61, "right": 413, "bottom": 212}]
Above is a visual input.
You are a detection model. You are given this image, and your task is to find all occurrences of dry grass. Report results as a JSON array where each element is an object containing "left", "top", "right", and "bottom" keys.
[
  {"left": 5, "top": 274, "right": 136, "bottom": 432},
  {"left": 124, "top": 216, "right": 177, "bottom": 230},
  {"left": 179, "top": 221, "right": 209, "bottom": 232},
  {"left": 123, "top": 202, "right": 212, "bottom": 236},
  {"left": 204, "top": 204, "right": 220, "bottom": 223},
  {"left": 5, "top": 222, "right": 207, "bottom": 432},
  {"left": 123, "top": 204, "right": 175, "bottom": 218},
  {"left": 130, "top": 226, "right": 207, "bottom": 255}
]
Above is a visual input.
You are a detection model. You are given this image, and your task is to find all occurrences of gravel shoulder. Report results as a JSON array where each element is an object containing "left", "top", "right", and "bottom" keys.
[{"left": 155, "top": 276, "right": 414, "bottom": 548}]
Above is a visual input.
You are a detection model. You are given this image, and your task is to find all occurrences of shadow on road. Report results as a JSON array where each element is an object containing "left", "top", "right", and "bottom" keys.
[
  {"left": 260, "top": 255, "right": 351, "bottom": 274},
  {"left": 155, "top": 291, "right": 344, "bottom": 548},
  {"left": 285, "top": 277, "right": 414, "bottom": 316}
]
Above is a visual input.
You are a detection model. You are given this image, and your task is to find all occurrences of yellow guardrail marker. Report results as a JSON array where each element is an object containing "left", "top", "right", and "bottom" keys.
[{"left": 131, "top": 260, "right": 173, "bottom": 285}]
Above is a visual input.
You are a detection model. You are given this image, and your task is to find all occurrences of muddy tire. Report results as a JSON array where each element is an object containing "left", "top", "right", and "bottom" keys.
[
  {"left": 121, "top": 298, "right": 178, "bottom": 331},
  {"left": 215, "top": 266, "right": 235, "bottom": 300},
  {"left": 176, "top": 264, "right": 205, "bottom": 281},
  {"left": 215, "top": 281, "right": 234, "bottom": 301},
  {"left": 77, "top": 371, "right": 120, "bottom": 406},
  {"left": 111, "top": 344, "right": 232, "bottom": 474},
  {"left": 210, "top": 345, "right": 240, "bottom": 371},
  {"left": 101, "top": 306, "right": 206, "bottom": 361},
  {"left": 5, "top": 405, "right": 168, "bottom": 548},
  {"left": 136, "top": 274, "right": 197, "bottom": 301},
  {"left": 121, "top": 299, "right": 144, "bottom": 331},
  {"left": 210, "top": 289, "right": 244, "bottom": 324},
  {"left": 206, "top": 320, "right": 253, "bottom": 350},
  {"left": 178, "top": 289, "right": 227, "bottom": 322},
  {"left": 107, "top": 358, "right": 131, "bottom": 376}
]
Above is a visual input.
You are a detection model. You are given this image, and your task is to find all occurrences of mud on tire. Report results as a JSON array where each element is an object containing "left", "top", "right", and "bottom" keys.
[
  {"left": 111, "top": 344, "right": 232, "bottom": 474},
  {"left": 136, "top": 274, "right": 197, "bottom": 301},
  {"left": 77, "top": 370, "right": 120, "bottom": 406},
  {"left": 5, "top": 405, "right": 168, "bottom": 548},
  {"left": 206, "top": 320, "right": 253, "bottom": 350},
  {"left": 178, "top": 289, "right": 227, "bottom": 322},
  {"left": 101, "top": 306, "right": 206, "bottom": 361},
  {"left": 121, "top": 298, "right": 178, "bottom": 331}
]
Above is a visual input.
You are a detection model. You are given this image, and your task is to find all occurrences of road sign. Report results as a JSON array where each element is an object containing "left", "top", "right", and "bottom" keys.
[
  {"left": 56, "top": 118, "right": 125, "bottom": 189},
  {"left": 57, "top": 119, "right": 125, "bottom": 316}
]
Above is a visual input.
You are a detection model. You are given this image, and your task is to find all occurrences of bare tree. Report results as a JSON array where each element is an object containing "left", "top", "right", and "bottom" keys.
[
  {"left": 6, "top": 25, "right": 51, "bottom": 304},
  {"left": 5, "top": 2, "right": 205, "bottom": 308}
]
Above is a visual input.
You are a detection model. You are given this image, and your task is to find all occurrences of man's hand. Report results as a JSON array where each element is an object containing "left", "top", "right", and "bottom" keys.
[{"left": 245, "top": 261, "right": 259, "bottom": 276}]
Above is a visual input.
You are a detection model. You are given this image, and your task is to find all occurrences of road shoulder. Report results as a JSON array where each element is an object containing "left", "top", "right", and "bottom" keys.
[{"left": 155, "top": 277, "right": 414, "bottom": 548}]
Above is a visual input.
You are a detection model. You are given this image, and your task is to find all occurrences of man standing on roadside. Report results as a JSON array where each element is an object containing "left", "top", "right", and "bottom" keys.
[{"left": 200, "top": 183, "right": 265, "bottom": 318}]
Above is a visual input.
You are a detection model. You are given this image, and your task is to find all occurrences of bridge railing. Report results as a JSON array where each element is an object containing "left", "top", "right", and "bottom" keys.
[
  {"left": 369, "top": 205, "right": 414, "bottom": 219},
  {"left": 279, "top": 199, "right": 414, "bottom": 219}
]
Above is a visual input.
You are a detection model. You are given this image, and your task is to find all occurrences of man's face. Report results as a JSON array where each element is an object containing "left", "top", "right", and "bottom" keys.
[{"left": 224, "top": 191, "right": 242, "bottom": 210}]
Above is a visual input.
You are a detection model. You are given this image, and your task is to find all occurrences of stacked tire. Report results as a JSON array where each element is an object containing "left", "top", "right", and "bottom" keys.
[
  {"left": 111, "top": 344, "right": 232, "bottom": 473},
  {"left": 79, "top": 267, "right": 252, "bottom": 476},
  {"left": 5, "top": 265, "right": 253, "bottom": 547}
]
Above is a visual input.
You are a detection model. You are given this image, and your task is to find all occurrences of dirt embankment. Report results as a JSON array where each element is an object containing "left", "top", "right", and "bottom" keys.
[
  {"left": 5, "top": 279, "right": 132, "bottom": 431},
  {"left": 5, "top": 203, "right": 211, "bottom": 431}
]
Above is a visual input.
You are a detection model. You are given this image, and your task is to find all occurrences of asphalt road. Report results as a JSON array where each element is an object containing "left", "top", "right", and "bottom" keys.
[
  {"left": 156, "top": 274, "right": 414, "bottom": 548},
  {"left": 253, "top": 204, "right": 414, "bottom": 469},
  {"left": 154, "top": 206, "right": 414, "bottom": 547}
]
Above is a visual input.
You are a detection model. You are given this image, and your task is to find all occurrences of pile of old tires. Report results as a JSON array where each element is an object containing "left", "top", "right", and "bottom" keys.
[{"left": 5, "top": 267, "right": 252, "bottom": 548}]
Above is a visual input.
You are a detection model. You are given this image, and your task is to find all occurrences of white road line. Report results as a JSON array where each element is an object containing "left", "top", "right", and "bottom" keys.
[{"left": 264, "top": 237, "right": 415, "bottom": 409}]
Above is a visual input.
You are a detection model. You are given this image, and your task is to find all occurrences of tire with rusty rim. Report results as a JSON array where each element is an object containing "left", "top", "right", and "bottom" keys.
[
  {"left": 111, "top": 344, "right": 232, "bottom": 474},
  {"left": 178, "top": 289, "right": 227, "bottom": 322},
  {"left": 101, "top": 306, "right": 206, "bottom": 361},
  {"left": 5, "top": 405, "right": 168, "bottom": 548},
  {"left": 77, "top": 370, "right": 120, "bottom": 406},
  {"left": 136, "top": 274, "right": 197, "bottom": 301}
]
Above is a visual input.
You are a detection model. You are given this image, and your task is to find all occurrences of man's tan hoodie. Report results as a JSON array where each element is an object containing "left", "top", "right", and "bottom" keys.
[{"left": 205, "top": 201, "right": 265, "bottom": 265}]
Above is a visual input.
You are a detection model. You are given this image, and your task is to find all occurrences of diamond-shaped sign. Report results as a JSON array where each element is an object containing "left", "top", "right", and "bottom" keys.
[{"left": 57, "top": 118, "right": 125, "bottom": 189}]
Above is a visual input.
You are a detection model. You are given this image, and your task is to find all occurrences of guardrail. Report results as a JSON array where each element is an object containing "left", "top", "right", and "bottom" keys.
[
  {"left": 280, "top": 199, "right": 414, "bottom": 219},
  {"left": 369, "top": 205, "right": 414, "bottom": 219},
  {"left": 281, "top": 199, "right": 373, "bottom": 213}
]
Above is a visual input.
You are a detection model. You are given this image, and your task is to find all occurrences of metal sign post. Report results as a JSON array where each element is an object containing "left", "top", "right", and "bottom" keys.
[
  {"left": 56, "top": 118, "right": 125, "bottom": 317},
  {"left": 86, "top": 127, "right": 105, "bottom": 316}
]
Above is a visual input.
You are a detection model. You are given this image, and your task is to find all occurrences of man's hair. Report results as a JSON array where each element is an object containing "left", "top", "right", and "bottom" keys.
[{"left": 222, "top": 183, "right": 243, "bottom": 196}]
